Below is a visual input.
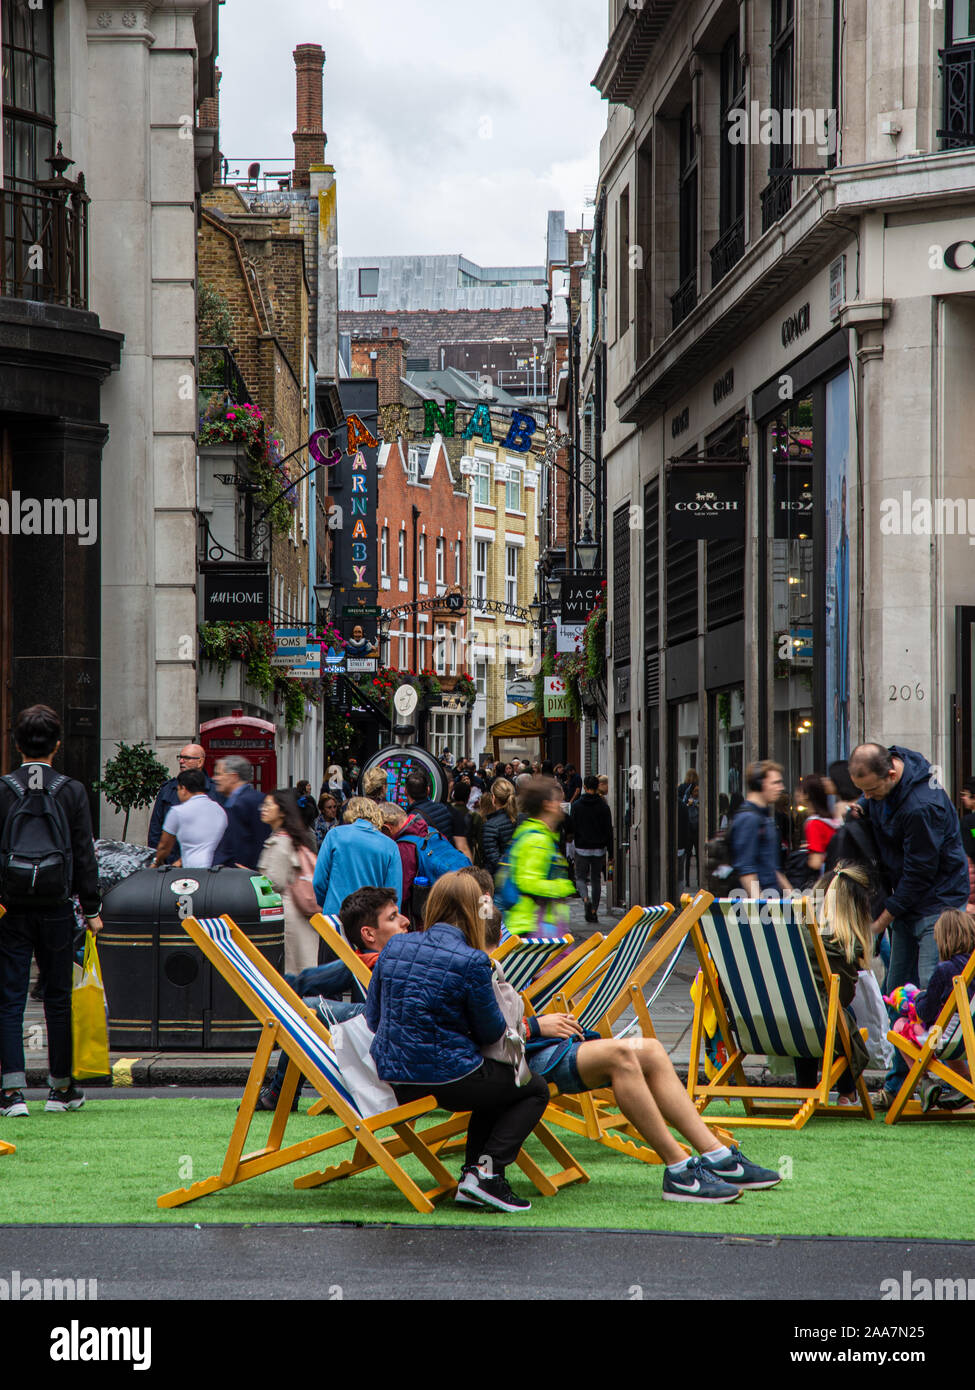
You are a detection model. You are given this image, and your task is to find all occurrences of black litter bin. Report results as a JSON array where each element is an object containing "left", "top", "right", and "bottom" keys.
[{"left": 99, "top": 866, "right": 285, "bottom": 1051}]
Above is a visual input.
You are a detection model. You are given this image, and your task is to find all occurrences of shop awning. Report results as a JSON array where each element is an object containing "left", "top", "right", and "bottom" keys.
[{"left": 488, "top": 707, "right": 543, "bottom": 739}]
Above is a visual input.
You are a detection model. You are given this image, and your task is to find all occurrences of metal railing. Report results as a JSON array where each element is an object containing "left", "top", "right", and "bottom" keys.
[
  {"left": 939, "top": 44, "right": 975, "bottom": 148},
  {"left": 761, "top": 167, "right": 793, "bottom": 234},
  {"left": 0, "top": 181, "right": 89, "bottom": 309},
  {"left": 199, "top": 344, "right": 251, "bottom": 405},
  {"left": 670, "top": 272, "right": 697, "bottom": 331},
  {"left": 709, "top": 216, "right": 745, "bottom": 286}
]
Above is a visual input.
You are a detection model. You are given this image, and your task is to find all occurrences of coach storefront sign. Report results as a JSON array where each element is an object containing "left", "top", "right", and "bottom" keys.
[
  {"left": 201, "top": 563, "right": 270, "bottom": 621},
  {"left": 781, "top": 302, "right": 811, "bottom": 347},
  {"left": 667, "top": 468, "right": 746, "bottom": 541}
]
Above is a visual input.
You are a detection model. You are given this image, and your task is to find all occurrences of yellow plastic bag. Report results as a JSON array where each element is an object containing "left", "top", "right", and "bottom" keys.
[{"left": 71, "top": 931, "right": 110, "bottom": 1080}]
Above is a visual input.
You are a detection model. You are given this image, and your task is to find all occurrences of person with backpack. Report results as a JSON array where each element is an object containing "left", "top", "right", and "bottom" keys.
[
  {"left": 505, "top": 777, "right": 575, "bottom": 938},
  {"left": 394, "top": 802, "right": 472, "bottom": 925},
  {"left": 785, "top": 774, "right": 840, "bottom": 892},
  {"left": 378, "top": 801, "right": 426, "bottom": 926},
  {"left": 0, "top": 705, "right": 101, "bottom": 1118},
  {"left": 403, "top": 767, "right": 455, "bottom": 842},
  {"left": 258, "top": 789, "right": 321, "bottom": 974}
]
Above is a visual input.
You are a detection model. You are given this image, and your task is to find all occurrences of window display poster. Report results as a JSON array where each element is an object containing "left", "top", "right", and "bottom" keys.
[{"left": 824, "top": 370, "right": 852, "bottom": 764}]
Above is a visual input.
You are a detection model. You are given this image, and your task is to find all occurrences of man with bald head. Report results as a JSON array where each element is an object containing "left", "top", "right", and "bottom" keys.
[{"left": 148, "top": 743, "right": 223, "bottom": 862}]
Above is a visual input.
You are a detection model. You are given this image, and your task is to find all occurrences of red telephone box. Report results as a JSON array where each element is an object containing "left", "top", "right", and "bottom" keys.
[{"left": 200, "top": 708, "right": 278, "bottom": 792}]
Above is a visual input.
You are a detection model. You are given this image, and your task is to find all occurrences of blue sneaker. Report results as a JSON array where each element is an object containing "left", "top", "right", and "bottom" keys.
[
  {"left": 701, "top": 1145, "right": 782, "bottom": 1190},
  {"left": 662, "top": 1157, "right": 741, "bottom": 1204}
]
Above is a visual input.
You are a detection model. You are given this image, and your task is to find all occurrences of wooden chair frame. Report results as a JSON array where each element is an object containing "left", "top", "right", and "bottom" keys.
[
  {"left": 884, "top": 950, "right": 975, "bottom": 1123},
  {"left": 541, "top": 892, "right": 734, "bottom": 1162},
  {"left": 157, "top": 916, "right": 457, "bottom": 1215},
  {"left": 687, "top": 896, "right": 874, "bottom": 1130},
  {"left": 301, "top": 915, "right": 592, "bottom": 1196}
]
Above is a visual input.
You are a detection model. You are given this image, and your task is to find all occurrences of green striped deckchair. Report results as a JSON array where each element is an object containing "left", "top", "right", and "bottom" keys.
[
  {"left": 688, "top": 896, "right": 874, "bottom": 1129},
  {"left": 886, "top": 948, "right": 975, "bottom": 1123}
]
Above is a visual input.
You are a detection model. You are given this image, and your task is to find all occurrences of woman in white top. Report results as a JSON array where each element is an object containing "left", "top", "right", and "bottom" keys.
[{"left": 258, "top": 788, "right": 320, "bottom": 974}]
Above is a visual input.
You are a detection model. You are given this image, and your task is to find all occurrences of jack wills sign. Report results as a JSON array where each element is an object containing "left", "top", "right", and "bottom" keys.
[{"left": 667, "top": 468, "right": 746, "bottom": 541}]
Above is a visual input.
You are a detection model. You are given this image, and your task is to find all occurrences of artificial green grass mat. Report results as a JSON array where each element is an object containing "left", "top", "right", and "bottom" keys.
[{"left": 0, "top": 1096, "right": 970, "bottom": 1237}]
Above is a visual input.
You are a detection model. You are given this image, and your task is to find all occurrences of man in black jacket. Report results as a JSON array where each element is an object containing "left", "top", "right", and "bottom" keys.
[
  {"left": 570, "top": 775, "right": 614, "bottom": 922},
  {"left": 403, "top": 767, "right": 455, "bottom": 842},
  {"left": 0, "top": 705, "right": 102, "bottom": 1118},
  {"left": 212, "top": 756, "right": 268, "bottom": 870}
]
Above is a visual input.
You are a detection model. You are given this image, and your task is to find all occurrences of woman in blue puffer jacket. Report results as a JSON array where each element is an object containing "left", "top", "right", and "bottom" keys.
[{"left": 366, "top": 870, "right": 567, "bottom": 1213}]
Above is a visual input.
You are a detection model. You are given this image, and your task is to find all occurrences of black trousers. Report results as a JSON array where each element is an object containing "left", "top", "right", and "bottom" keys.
[{"left": 394, "top": 1059, "right": 549, "bottom": 1169}]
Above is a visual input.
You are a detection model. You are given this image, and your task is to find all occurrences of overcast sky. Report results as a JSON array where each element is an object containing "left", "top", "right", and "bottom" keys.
[{"left": 219, "top": 0, "right": 608, "bottom": 266}]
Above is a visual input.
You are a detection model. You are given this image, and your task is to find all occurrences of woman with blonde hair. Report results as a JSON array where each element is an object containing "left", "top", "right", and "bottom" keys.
[
  {"left": 794, "top": 863, "right": 872, "bottom": 1104},
  {"left": 311, "top": 795, "right": 401, "bottom": 916},
  {"left": 365, "top": 870, "right": 561, "bottom": 1213},
  {"left": 482, "top": 776, "right": 517, "bottom": 879}
]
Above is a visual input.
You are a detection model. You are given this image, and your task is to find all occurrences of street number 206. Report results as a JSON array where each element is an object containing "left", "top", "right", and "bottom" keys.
[{"left": 888, "top": 684, "right": 924, "bottom": 701}]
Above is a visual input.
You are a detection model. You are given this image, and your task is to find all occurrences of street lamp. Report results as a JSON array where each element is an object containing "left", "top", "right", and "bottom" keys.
[
  {"left": 528, "top": 595, "right": 543, "bottom": 626},
  {"left": 546, "top": 573, "right": 563, "bottom": 604},
  {"left": 576, "top": 523, "right": 599, "bottom": 572},
  {"left": 313, "top": 577, "right": 334, "bottom": 617}
]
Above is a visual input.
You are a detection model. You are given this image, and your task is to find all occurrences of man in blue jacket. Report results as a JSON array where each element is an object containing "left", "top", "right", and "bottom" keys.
[
  {"left": 848, "top": 743, "right": 969, "bottom": 1105},
  {"left": 312, "top": 797, "right": 402, "bottom": 916},
  {"left": 212, "top": 756, "right": 267, "bottom": 870},
  {"left": 728, "top": 761, "right": 793, "bottom": 898}
]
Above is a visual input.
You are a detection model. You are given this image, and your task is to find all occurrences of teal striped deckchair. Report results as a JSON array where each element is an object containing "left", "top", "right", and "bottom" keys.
[
  {"left": 158, "top": 915, "right": 456, "bottom": 1214},
  {"left": 542, "top": 892, "right": 737, "bottom": 1163},
  {"left": 886, "top": 948, "right": 975, "bottom": 1123},
  {"left": 688, "top": 897, "right": 874, "bottom": 1129}
]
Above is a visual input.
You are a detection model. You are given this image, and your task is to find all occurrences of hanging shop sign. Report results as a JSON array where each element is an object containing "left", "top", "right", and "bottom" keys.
[
  {"left": 201, "top": 563, "right": 270, "bottom": 622},
  {"left": 562, "top": 575, "right": 606, "bottom": 625},
  {"left": 667, "top": 467, "right": 746, "bottom": 541},
  {"left": 543, "top": 676, "right": 571, "bottom": 721},
  {"left": 271, "top": 628, "right": 308, "bottom": 666}
]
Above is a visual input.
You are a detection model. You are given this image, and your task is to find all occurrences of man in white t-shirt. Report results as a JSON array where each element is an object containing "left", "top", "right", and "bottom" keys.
[{"left": 152, "top": 769, "right": 228, "bottom": 868}]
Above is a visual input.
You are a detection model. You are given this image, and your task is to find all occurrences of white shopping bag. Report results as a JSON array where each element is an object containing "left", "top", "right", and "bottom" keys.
[
  {"left": 851, "top": 968, "right": 894, "bottom": 1070},
  {"left": 329, "top": 1013, "right": 398, "bottom": 1118}
]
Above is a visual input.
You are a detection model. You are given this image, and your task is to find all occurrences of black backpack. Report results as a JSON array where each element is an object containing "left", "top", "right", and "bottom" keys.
[{"left": 0, "top": 771, "right": 74, "bottom": 906}]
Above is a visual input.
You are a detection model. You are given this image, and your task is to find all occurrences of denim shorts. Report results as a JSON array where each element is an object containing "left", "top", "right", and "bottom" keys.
[{"left": 529, "top": 1040, "right": 586, "bottom": 1095}]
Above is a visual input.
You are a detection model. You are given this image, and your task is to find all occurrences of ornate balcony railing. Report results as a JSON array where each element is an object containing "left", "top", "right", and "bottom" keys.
[
  {"left": 670, "top": 272, "right": 697, "bottom": 331},
  {"left": 761, "top": 167, "right": 793, "bottom": 234},
  {"left": 199, "top": 343, "right": 251, "bottom": 405},
  {"left": 939, "top": 44, "right": 975, "bottom": 148},
  {"left": 0, "top": 179, "right": 89, "bottom": 310},
  {"left": 709, "top": 216, "right": 745, "bottom": 286}
]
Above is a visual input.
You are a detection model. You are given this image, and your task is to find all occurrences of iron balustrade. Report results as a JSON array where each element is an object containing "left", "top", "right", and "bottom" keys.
[
  {"left": 0, "top": 181, "right": 89, "bottom": 309},
  {"left": 670, "top": 272, "right": 698, "bottom": 331},
  {"left": 199, "top": 343, "right": 252, "bottom": 404},
  {"left": 939, "top": 44, "right": 975, "bottom": 148},
  {"left": 709, "top": 216, "right": 745, "bottom": 286},
  {"left": 761, "top": 168, "right": 793, "bottom": 233}
]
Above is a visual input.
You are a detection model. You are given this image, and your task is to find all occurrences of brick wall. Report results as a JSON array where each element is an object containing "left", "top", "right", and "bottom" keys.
[{"left": 349, "top": 332, "right": 406, "bottom": 407}]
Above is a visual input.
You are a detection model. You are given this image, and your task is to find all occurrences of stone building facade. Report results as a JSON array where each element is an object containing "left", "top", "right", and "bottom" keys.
[{"left": 593, "top": 0, "right": 975, "bottom": 906}]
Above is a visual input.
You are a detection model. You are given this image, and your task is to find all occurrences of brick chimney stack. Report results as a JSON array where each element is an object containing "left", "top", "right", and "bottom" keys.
[
  {"left": 293, "top": 44, "right": 326, "bottom": 189},
  {"left": 198, "top": 66, "right": 220, "bottom": 131}
]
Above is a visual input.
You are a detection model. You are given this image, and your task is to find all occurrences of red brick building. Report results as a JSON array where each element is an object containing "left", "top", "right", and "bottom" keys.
[{"left": 376, "top": 431, "right": 472, "bottom": 758}]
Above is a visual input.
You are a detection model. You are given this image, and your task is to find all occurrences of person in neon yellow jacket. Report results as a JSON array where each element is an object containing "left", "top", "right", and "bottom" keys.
[{"left": 506, "top": 777, "right": 576, "bottom": 937}]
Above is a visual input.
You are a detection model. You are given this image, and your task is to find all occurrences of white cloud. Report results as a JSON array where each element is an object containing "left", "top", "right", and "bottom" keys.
[{"left": 218, "top": 0, "right": 607, "bottom": 263}]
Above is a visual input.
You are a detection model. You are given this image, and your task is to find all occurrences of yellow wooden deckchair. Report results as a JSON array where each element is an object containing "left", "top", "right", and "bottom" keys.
[
  {"left": 540, "top": 892, "right": 734, "bottom": 1163},
  {"left": 157, "top": 915, "right": 456, "bottom": 1214},
  {"left": 687, "top": 896, "right": 874, "bottom": 1129},
  {"left": 301, "top": 916, "right": 592, "bottom": 1197},
  {"left": 885, "top": 949, "right": 975, "bottom": 1123}
]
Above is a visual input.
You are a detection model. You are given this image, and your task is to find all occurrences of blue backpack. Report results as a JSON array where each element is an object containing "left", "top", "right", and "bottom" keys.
[{"left": 399, "top": 827, "right": 471, "bottom": 883}]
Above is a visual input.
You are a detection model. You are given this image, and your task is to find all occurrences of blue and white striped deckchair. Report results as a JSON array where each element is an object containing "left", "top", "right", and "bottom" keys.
[
  {"left": 157, "top": 915, "right": 455, "bottom": 1214},
  {"left": 541, "top": 893, "right": 738, "bottom": 1163},
  {"left": 687, "top": 897, "right": 874, "bottom": 1129},
  {"left": 544, "top": 903, "right": 673, "bottom": 1035},
  {"left": 886, "top": 948, "right": 975, "bottom": 1123},
  {"left": 493, "top": 934, "right": 593, "bottom": 995}
]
